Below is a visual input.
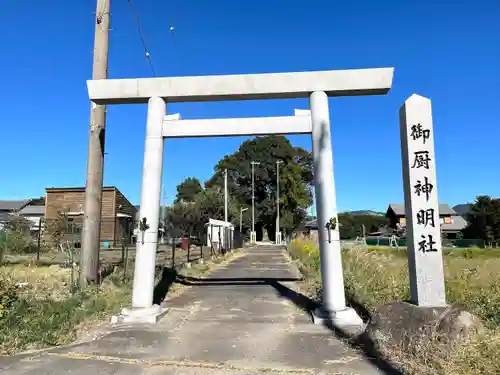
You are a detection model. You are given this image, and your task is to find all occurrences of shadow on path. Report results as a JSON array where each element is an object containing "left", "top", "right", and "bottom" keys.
[
  {"left": 168, "top": 274, "right": 405, "bottom": 375},
  {"left": 153, "top": 267, "right": 178, "bottom": 305}
]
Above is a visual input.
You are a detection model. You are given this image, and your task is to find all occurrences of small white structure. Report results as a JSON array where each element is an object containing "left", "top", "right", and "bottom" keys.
[
  {"left": 206, "top": 218, "right": 234, "bottom": 251},
  {"left": 86, "top": 67, "right": 394, "bottom": 327}
]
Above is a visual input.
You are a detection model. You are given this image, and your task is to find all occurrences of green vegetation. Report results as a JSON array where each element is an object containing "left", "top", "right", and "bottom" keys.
[
  {"left": 174, "top": 177, "right": 203, "bottom": 203},
  {"left": 205, "top": 135, "right": 313, "bottom": 236},
  {"left": 0, "top": 266, "right": 131, "bottom": 355},
  {"left": 167, "top": 135, "right": 314, "bottom": 238},
  {"left": 337, "top": 212, "right": 389, "bottom": 239},
  {"left": 288, "top": 239, "right": 500, "bottom": 375},
  {"left": 462, "top": 195, "right": 500, "bottom": 245},
  {"left": 0, "top": 217, "right": 38, "bottom": 258}
]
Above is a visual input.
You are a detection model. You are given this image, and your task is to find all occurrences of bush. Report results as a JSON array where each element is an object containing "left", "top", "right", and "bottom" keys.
[
  {"left": 0, "top": 228, "right": 37, "bottom": 254},
  {"left": 0, "top": 231, "right": 5, "bottom": 263},
  {"left": 0, "top": 279, "right": 19, "bottom": 319}
]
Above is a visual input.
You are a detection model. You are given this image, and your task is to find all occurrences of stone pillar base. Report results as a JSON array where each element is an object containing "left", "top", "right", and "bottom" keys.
[
  {"left": 311, "top": 307, "right": 364, "bottom": 332},
  {"left": 111, "top": 305, "right": 168, "bottom": 325}
]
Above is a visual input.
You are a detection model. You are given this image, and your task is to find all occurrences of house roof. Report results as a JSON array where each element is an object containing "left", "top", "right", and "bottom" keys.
[
  {"left": 387, "top": 203, "right": 457, "bottom": 216},
  {"left": 441, "top": 215, "right": 468, "bottom": 232},
  {"left": 0, "top": 212, "right": 32, "bottom": 225},
  {"left": 304, "top": 219, "right": 318, "bottom": 229},
  {"left": 0, "top": 211, "right": 13, "bottom": 222},
  {"left": 303, "top": 218, "right": 343, "bottom": 230},
  {"left": 18, "top": 205, "right": 45, "bottom": 216},
  {"left": 0, "top": 200, "right": 31, "bottom": 212},
  {"left": 45, "top": 186, "right": 118, "bottom": 193}
]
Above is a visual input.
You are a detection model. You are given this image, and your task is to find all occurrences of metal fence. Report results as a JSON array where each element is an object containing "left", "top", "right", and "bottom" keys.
[
  {"left": 0, "top": 215, "right": 239, "bottom": 272},
  {"left": 0, "top": 215, "right": 136, "bottom": 261},
  {"left": 0, "top": 215, "right": 226, "bottom": 294},
  {"left": 365, "top": 236, "right": 491, "bottom": 248}
]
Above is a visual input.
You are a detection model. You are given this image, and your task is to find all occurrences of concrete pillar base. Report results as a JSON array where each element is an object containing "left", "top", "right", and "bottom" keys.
[
  {"left": 311, "top": 307, "right": 364, "bottom": 331},
  {"left": 111, "top": 305, "right": 168, "bottom": 325}
]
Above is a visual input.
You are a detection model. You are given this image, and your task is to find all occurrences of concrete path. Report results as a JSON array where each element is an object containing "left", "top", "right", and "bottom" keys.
[{"left": 0, "top": 246, "right": 397, "bottom": 375}]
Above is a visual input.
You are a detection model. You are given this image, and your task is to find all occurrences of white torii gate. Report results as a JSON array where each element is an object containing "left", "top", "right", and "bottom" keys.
[{"left": 87, "top": 67, "right": 394, "bottom": 327}]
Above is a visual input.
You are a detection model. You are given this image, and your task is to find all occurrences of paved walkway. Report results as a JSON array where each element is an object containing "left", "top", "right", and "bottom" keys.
[{"left": 0, "top": 246, "right": 396, "bottom": 375}]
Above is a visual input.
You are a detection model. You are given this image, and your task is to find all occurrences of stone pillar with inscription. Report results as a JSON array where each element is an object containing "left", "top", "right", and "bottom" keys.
[{"left": 399, "top": 94, "right": 446, "bottom": 307}]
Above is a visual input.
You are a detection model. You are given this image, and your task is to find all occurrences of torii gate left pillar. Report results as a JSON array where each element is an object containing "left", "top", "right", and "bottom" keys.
[{"left": 87, "top": 67, "right": 394, "bottom": 326}]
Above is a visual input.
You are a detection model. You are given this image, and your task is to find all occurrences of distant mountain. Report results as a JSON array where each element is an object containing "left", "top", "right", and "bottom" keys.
[
  {"left": 345, "top": 210, "right": 385, "bottom": 216},
  {"left": 453, "top": 204, "right": 473, "bottom": 217},
  {"left": 303, "top": 211, "right": 385, "bottom": 219}
]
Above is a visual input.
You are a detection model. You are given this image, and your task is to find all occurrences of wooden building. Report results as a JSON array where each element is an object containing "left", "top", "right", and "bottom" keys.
[
  {"left": 385, "top": 203, "right": 467, "bottom": 239},
  {"left": 44, "top": 186, "right": 137, "bottom": 247}
]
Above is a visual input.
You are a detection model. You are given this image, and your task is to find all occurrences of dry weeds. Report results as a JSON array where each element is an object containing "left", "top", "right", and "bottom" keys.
[{"left": 288, "top": 239, "right": 500, "bottom": 375}]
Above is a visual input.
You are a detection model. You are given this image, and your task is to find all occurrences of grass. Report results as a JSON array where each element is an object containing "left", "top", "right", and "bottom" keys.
[
  {"left": 0, "top": 247, "right": 244, "bottom": 356},
  {"left": 0, "top": 266, "right": 132, "bottom": 355},
  {"left": 0, "top": 263, "right": 75, "bottom": 301},
  {"left": 288, "top": 239, "right": 500, "bottom": 375}
]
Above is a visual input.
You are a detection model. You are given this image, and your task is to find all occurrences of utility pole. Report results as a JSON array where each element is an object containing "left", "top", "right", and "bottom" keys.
[
  {"left": 81, "top": 0, "right": 110, "bottom": 287},
  {"left": 276, "top": 160, "right": 283, "bottom": 245},
  {"left": 224, "top": 169, "right": 228, "bottom": 223},
  {"left": 224, "top": 169, "right": 228, "bottom": 251},
  {"left": 250, "top": 161, "right": 260, "bottom": 243},
  {"left": 240, "top": 207, "right": 248, "bottom": 232}
]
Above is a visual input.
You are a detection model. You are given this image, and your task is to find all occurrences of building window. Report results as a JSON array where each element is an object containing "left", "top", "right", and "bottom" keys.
[
  {"left": 67, "top": 218, "right": 82, "bottom": 235},
  {"left": 400, "top": 217, "right": 406, "bottom": 224}
]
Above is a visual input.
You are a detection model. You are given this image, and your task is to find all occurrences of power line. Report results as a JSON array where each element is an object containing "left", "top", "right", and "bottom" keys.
[{"left": 126, "top": 0, "right": 156, "bottom": 77}]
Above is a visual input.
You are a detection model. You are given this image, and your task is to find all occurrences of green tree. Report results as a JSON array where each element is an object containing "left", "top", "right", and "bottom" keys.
[
  {"left": 463, "top": 196, "right": 500, "bottom": 245},
  {"left": 338, "top": 213, "right": 390, "bottom": 240},
  {"left": 197, "top": 187, "right": 239, "bottom": 227},
  {"left": 166, "top": 201, "right": 201, "bottom": 238},
  {"left": 205, "top": 135, "right": 313, "bottom": 238},
  {"left": 46, "top": 211, "right": 69, "bottom": 250},
  {"left": 1, "top": 216, "right": 35, "bottom": 254},
  {"left": 167, "top": 186, "right": 240, "bottom": 238},
  {"left": 175, "top": 177, "right": 203, "bottom": 203}
]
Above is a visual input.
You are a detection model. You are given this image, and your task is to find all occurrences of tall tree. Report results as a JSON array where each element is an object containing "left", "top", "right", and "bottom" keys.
[
  {"left": 197, "top": 187, "right": 239, "bottom": 226},
  {"left": 175, "top": 177, "right": 202, "bottom": 203},
  {"left": 205, "top": 135, "right": 313, "bottom": 237},
  {"left": 166, "top": 201, "right": 201, "bottom": 238},
  {"left": 463, "top": 195, "right": 500, "bottom": 245},
  {"left": 167, "top": 185, "right": 240, "bottom": 238}
]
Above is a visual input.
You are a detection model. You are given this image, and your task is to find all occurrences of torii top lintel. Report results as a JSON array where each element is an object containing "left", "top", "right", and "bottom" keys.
[{"left": 87, "top": 67, "right": 394, "bottom": 105}]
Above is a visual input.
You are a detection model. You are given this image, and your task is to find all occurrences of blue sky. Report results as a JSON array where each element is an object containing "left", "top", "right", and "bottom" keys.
[{"left": 1, "top": 0, "right": 498, "bottom": 212}]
